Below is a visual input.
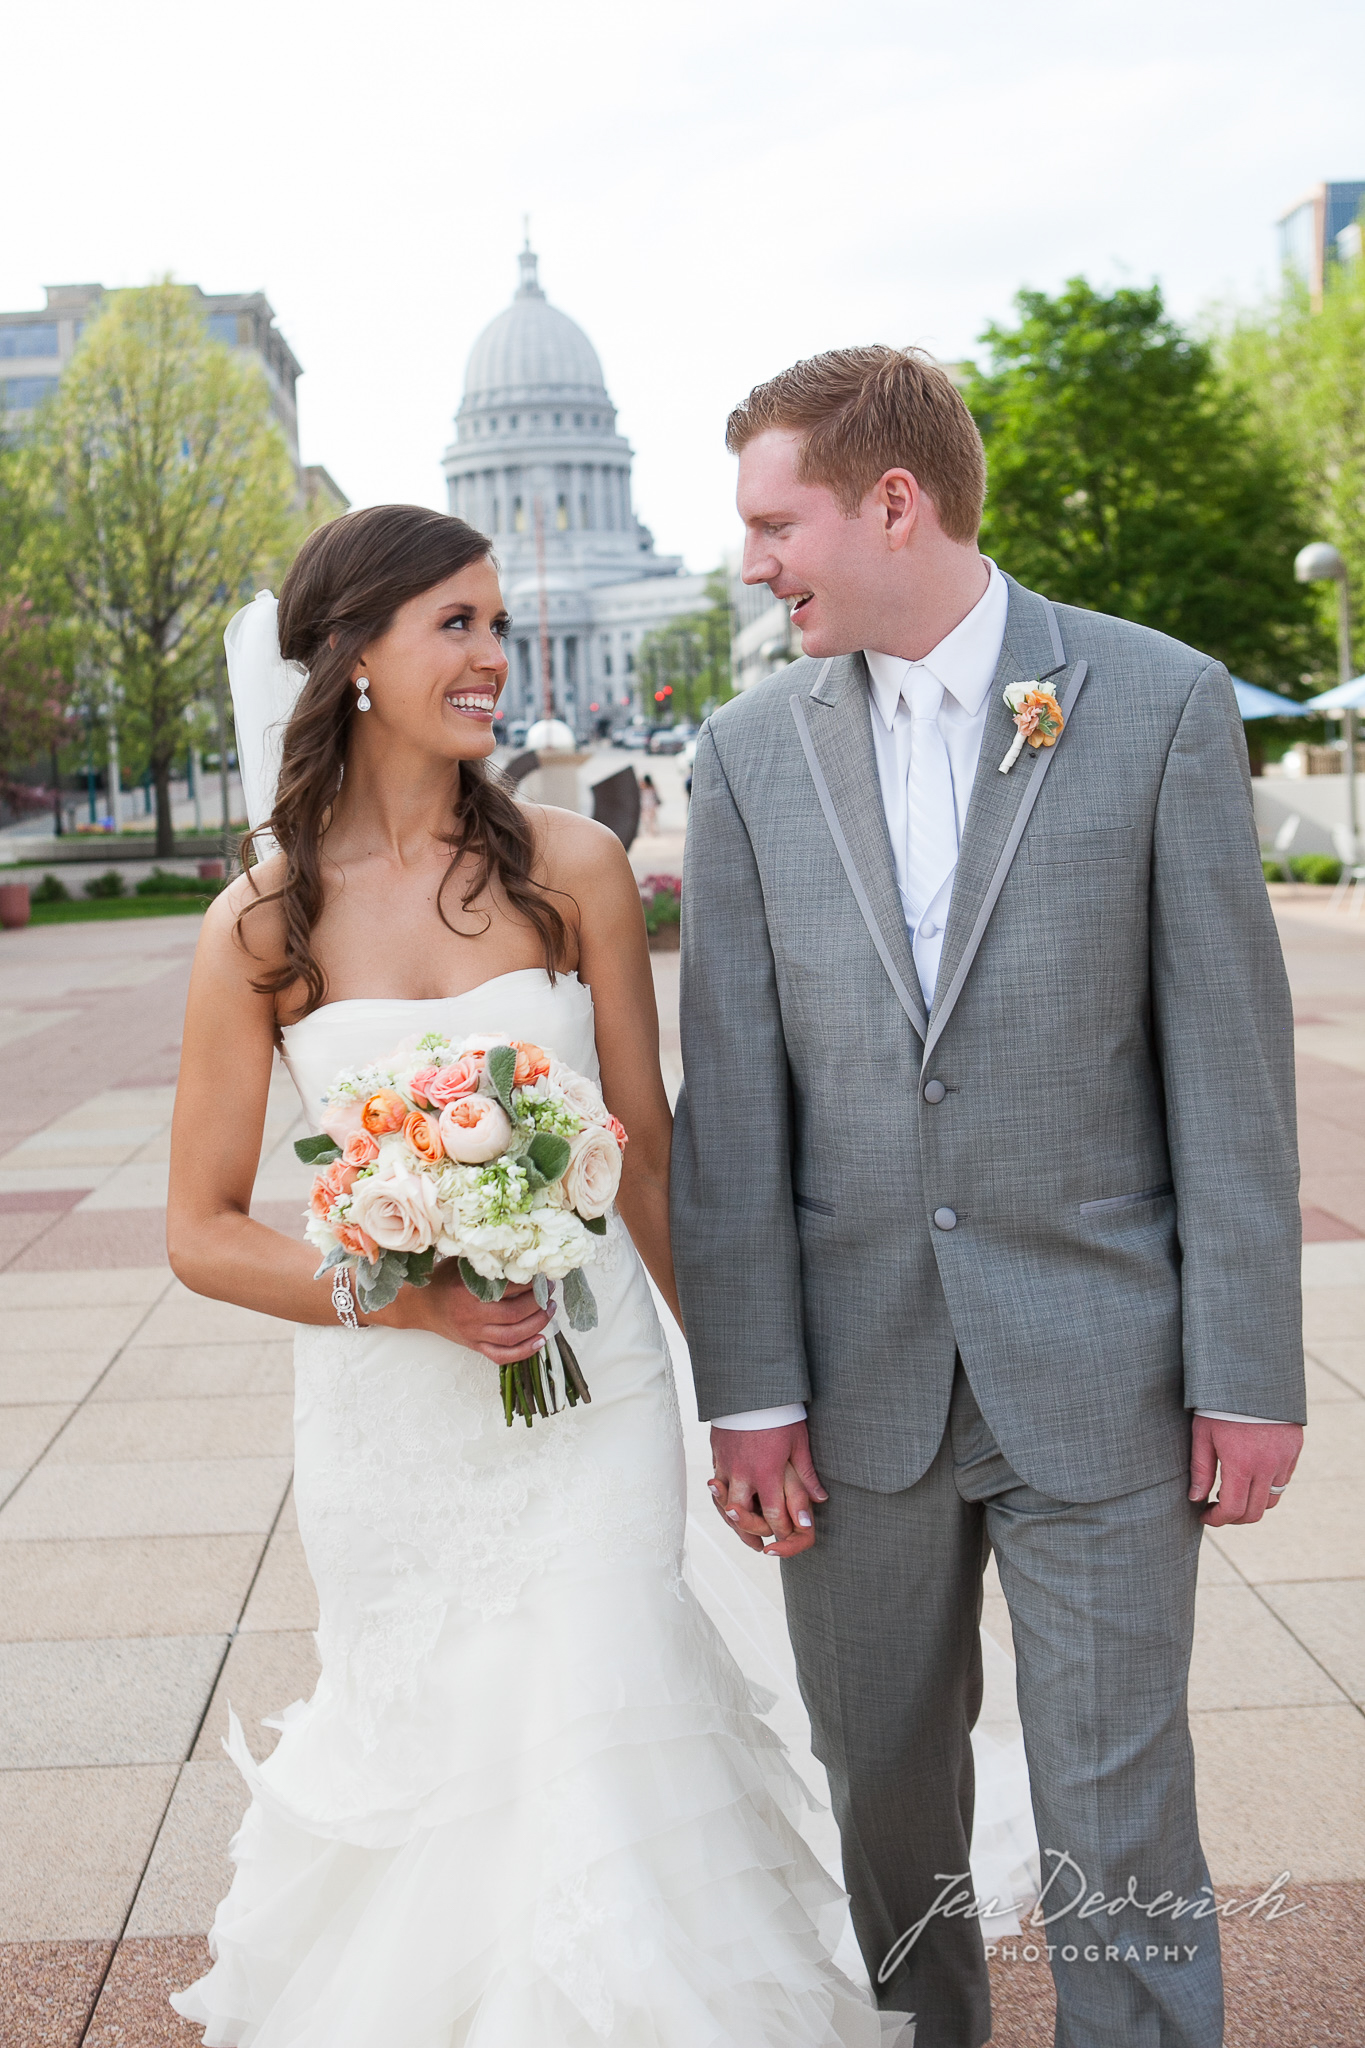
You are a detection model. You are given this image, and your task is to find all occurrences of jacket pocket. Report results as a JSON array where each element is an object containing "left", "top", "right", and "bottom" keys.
[
  {"left": 1026, "top": 826, "right": 1135, "bottom": 865},
  {"left": 1078, "top": 1183, "right": 1174, "bottom": 1216},
  {"left": 794, "top": 1193, "right": 837, "bottom": 1217}
]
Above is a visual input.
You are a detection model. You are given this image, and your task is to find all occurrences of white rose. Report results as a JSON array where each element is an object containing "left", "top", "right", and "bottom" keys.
[
  {"left": 438, "top": 1096, "right": 513, "bottom": 1163},
  {"left": 347, "top": 1170, "right": 445, "bottom": 1254},
  {"left": 548, "top": 1058, "right": 609, "bottom": 1127},
  {"left": 562, "top": 1123, "right": 622, "bottom": 1220}
]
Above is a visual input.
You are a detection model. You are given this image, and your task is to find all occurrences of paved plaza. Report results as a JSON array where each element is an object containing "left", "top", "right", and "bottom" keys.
[{"left": 0, "top": 883, "right": 1361, "bottom": 2045}]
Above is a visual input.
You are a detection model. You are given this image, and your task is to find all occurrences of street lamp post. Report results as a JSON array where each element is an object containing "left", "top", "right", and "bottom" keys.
[{"left": 1295, "top": 541, "right": 1357, "bottom": 864}]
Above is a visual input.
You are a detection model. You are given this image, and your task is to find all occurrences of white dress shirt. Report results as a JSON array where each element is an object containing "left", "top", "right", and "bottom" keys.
[{"left": 712, "top": 562, "right": 1284, "bottom": 1432}]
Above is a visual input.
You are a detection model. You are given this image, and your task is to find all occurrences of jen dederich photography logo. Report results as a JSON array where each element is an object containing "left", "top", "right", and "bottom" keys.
[{"left": 879, "top": 1860, "right": 1305, "bottom": 1982}]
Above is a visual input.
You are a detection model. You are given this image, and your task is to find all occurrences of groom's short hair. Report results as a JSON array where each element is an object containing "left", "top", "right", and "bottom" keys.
[{"left": 725, "top": 345, "right": 986, "bottom": 542}]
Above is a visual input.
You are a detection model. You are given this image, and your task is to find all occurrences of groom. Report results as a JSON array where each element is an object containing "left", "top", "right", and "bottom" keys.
[{"left": 670, "top": 347, "right": 1305, "bottom": 2048}]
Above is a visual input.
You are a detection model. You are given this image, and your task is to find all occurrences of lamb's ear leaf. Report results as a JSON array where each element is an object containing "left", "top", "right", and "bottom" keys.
[
  {"left": 521, "top": 1157, "right": 549, "bottom": 1192},
  {"left": 527, "top": 1132, "right": 570, "bottom": 1182},
  {"left": 581, "top": 1214, "right": 607, "bottom": 1236},
  {"left": 296, "top": 1133, "right": 342, "bottom": 1164},
  {"left": 532, "top": 1273, "right": 551, "bottom": 1309},
  {"left": 405, "top": 1246, "right": 437, "bottom": 1288},
  {"left": 356, "top": 1252, "right": 407, "bottom": 1315},
  {"left": 562, "top": 1265, "right": 598, "bottom": 1332},
  {"left": 312, "top": 1244, "right": 350, "bottom": 1277},
  {"left": 458, "top": 1257, "right": 506, "bottom": 1303},
  {"left": 486, "top": 1044, "right": 516, "bottom": 1116}
]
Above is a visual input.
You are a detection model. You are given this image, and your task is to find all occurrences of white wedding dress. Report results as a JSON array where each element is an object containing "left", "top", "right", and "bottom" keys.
[{"left": 173, "top": 968, "right": 915, "bottom": 2048}]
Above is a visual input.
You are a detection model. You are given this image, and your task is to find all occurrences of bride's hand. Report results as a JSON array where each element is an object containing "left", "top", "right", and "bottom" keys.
[{"left": 371, "top": 1268, "right": 555, "bottom": 1363}]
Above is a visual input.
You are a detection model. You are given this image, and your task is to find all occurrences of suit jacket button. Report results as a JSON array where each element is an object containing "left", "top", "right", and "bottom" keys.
[
  {"left": 933, "top": 1206, "right": 957, "bottom": 1231},
  {"left": 923, "top": 1079, "right": 947, "bottom": 1104}
]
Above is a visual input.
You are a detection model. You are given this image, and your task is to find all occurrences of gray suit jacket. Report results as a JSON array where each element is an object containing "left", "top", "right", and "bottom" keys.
[{"left": 671, "top": 577, "right": 1305, "bottom": 1501}]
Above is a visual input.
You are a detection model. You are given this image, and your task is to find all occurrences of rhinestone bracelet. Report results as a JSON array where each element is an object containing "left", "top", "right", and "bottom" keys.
[{"left": 331, "top": 1266, "right": 360, "bottom": 1332}]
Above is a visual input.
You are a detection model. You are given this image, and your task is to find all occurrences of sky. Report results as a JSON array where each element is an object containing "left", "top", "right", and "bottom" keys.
[{"left": 6, "top": 0, "right": 1365, "bottom": 573}]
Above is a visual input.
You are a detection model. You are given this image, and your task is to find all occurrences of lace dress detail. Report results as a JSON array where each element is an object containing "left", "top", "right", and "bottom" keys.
[{"left": 172, "top": 973, "right": 912, "bottom": 2048}]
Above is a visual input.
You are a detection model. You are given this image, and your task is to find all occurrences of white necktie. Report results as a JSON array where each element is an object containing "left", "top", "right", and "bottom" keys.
[{"left": 901, "top": 669, "right": 958, "bottom": 927}]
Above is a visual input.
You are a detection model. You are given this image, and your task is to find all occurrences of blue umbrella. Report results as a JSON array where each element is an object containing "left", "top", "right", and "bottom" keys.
[
  {"left": 1303, "top": 674, "right": 1365, "bottom": 713},
  {"left": 1231, "top": 678, "right": 1311, "bottom": 720}
]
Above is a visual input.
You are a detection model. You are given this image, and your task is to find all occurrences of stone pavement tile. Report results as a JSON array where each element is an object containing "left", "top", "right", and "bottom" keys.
[
  {"left": 1294, "top": 1400, "right": 1365, "bottom": 1480},
  {"left": 0, "top": 1939, "right": 113, "bottom": 2048},
  {"left": 1300, "top": 1197, "right": 1365, "bottom": 1240},
  {"left": 1206, "top": 1480, "right": 1362, "bottom": 1584},
  {"left": 1301, "top": 1240, "right": 1365, "bottom": 1289},
  {"left": 1188, "top": 1587, "right": 1345, "bottom": 1710},
  {"left": 0, "top": 1353, "right": 117, "bottom": 1406},
  {"left": 0, "top": 1471, "right": 20, "bottom": 1507},
  {"left": 192, "top": 1631, "right": 320, "bottom": 1762},
  {"left": 1303, "top": 1354, "right": 1363, "bottom": 1401},
  {"left": 0, "top": 1765, "right": 176, "bottom": 1939},
  {"left": 239, "top": 1528, "right": 318, "bottom": 1634},
  {"left": 0, "top": 1636, "right": 226, "bottom": 1769},
  {"left": 1301, "top": 1285, "right": 1365, "bottom": 1343},
  {"left": 1193, "top": 1705, "right": 1365, "bottom": 1884},
  {"left": 0, "top": 1536, "right": 263, "bottom": 1643},
  {"left": 1197, "top": 1536, "right": 1242, "bottom": 1586},
  {"left": 94, "top": 1341, "right": 295, "bottom": 1403},
  {"left": 82, "top": 1935, "right": 209, "bottom": 2048},
  {"left": 0, "top": 1458, "right": 293, "bottom": 1541},
  {"left": 48, "top": 1394, "right": 294, "bottom": 1464},
  {"left": 1308, "top": 1339, "right": 1365, "bottom": 1396},
  {"left": 0, "top": 1213, "right": 60, "bottom": 1269},
  {"left": 0, "top": 1267, "right": 171, "bottom": 1310},
  {"left": 76, "top": 1165, "right": 171, "bottom": 1212},
  {"left": 275, "top": 1482, "right": 298, "bottom": 1534},
  {"left": 135, "top": 1286, "right": 289, "bottom": 1348},
  {"left": 1259, "top": 1582, "right": 1365, "bottom": 1705},
  {"left": 0, "top": 1166, "right": 112, "bottom": 1197},
  {"left": 5, "top": 1303, "right": 148, "bottom": 1354},
  {"left": 10, "top": 1210, "right": 174, "bottom": 1272},
  {"left": 0, "top": 1404, "right": 72, "bottom": 1467},
  {"left": 125, "top": 1762, "right": 247, "bottom": 1937}
]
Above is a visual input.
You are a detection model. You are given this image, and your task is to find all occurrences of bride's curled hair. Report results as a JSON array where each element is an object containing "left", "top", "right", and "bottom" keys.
[{"left": 237, "top": 504, "right": 569, "bottom": 1016}]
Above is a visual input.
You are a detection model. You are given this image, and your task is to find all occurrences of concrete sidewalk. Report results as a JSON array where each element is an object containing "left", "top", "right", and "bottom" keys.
[{"left": 0, "top": 900, "right": 1361, "bottom": 2046}]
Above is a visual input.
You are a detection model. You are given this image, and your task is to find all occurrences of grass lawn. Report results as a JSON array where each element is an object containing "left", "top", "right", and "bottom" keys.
[{"left": 25, "top": 895, "right": 213, "bottom": 925}]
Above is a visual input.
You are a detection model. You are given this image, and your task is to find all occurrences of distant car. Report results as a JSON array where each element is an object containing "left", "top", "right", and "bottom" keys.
[
  {"left": 648, "top": 728, "right": 688, "bottom": 755},
  {"left": 507, "top": 721, "right": 530, "bottom": 749},
  {"left": 613, "top": 726, "right": 651, "bottom": 751}
]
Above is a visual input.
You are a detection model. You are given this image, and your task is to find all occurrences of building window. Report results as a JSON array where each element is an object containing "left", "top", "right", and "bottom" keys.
[
  {"left": 513, "top": 497, "right": 526, "bottom": 533},
  {"left": 565, "top": 637, "right": 579, "bottom": 685},
  {"left": 1, "top": 376, "right": 59, "bottom": 410},
  {"left": 0, "top": 323, "right": 59, "bottom": 359},
  {"left": 625, "top": 649, "right": 634, "bottom": 674},
  {"left": 206, "top": 313, "right": 239, "bottom": 346},
  {"left": 574, "top": 413, "right": 584, "bottom": 428},
  {"left": 603, "top": 650, "right": 613, "bottom": 678},
  {"left": 509, "top": 414, "right": 518, "bottom": 429},
  {"left": 532, "top": 414, "right": 541, "bottom": 429},
  {"left": 492, "top": 498, "right": 501, "bottom": 530},
  {"left": 579, "top": 493, "right": 589, "bottom": 529},
  {"left": 488, "top": 417, "right": 497, "bottom": 431},
  {"left": 553, "top": 413, "right": 562, "bottom": 428},
  {"left": 556, "top": 494, "right": 569, "bottom": 531},
  {"left": 591, "top": 414, "right": 599, "bottom": 428},
  {"left": 516, "top": 639, "right": 532, "bottom": 689}
]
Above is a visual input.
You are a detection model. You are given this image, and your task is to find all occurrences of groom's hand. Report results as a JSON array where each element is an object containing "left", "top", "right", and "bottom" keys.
[
  {"left": 1190, "top": 1416, "right": 1303, "bottom": 1526},
  {"left": 709, "top": 1422, "right": 828, "bottom": 1557}
]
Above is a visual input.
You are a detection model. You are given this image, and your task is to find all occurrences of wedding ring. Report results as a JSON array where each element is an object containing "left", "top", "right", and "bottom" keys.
[{"left": 1269, "top": 1483, "right": 1289, "bottom": 1494}]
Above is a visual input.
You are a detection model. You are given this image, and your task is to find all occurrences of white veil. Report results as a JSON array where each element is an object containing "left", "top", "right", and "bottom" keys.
[{"left": 223, "top": 590, "right": 308, "bottom": 850}]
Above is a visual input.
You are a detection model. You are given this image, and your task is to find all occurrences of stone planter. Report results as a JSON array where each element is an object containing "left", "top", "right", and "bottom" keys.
[
  {"left": 197, "top": 859, "right": 226, "bottom": 881},
  {"left": 0, "top": 883, "right": 32, "bottom": 929},
  {"left": 648, "top": 922, "right": 680, "bottom": 952}
]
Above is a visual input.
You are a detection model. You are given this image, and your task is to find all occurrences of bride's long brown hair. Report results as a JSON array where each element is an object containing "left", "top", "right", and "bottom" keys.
[{"left": 236, "top": 504, "right": 569, "bottom": 1016}]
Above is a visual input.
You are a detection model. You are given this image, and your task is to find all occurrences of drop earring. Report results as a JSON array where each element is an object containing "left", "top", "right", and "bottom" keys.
[{"left": 355, "top": 672, "right": 371, "bottom": 712}]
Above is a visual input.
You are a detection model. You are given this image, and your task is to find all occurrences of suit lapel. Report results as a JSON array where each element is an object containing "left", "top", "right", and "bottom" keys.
[
  {"left": 924, "top": 580, "right": 1087, "bottom": 1065},
  {"left": 790, "top": 656, "right": 928, "bottom": 1043}
]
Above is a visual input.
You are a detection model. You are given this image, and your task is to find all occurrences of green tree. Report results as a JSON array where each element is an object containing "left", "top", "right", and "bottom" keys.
[
  {"left": 1221, "top": 247, "right": 1365, "bottom": 672},
  {"left": 20, "top": 282, "right": 302, "bottom": 854},
  {"left": 635, "top": 571, "right": 734, "bottom": 724},
  {"left": 963, "top": 279, "right": 1322, "bottom": 687}
]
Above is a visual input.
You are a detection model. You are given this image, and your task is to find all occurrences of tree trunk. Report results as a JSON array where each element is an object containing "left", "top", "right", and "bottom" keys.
[{"left": 153, "top": 755, "right": 175, "bottom": 857}]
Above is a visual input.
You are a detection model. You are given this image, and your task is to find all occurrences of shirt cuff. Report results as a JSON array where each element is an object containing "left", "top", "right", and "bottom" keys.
[
  {"left": 1194, "top": 1409, "right": 1294, "bottom": 1425},
  {"left": 710, "top": 1403, "right": 808, "bottom": 1430}
]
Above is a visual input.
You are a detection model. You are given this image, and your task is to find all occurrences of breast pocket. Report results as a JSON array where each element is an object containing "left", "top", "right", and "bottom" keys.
[{"left": 1026, "top": 826, "right": 1135, "bottom": 866}]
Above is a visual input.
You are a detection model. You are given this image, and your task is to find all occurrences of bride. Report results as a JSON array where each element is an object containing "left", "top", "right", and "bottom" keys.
[{"left": 165, "top": 503, "right": 913, "bottom": 2045}]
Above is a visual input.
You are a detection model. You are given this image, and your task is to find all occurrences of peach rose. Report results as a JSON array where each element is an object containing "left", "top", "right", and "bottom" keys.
[
  {"left": 347, "top": 1170, "right": 445, "bottom": 1254},
  {"left": 318, "top": 1096, "right": 367, "bottom": 1147},
  {"left": 361, "top": 1088, "right": 408, "bottom": 1135},
  {"left": 425, "top": 1054, "right": 483, "bottom": 1107},
  {"left": 402, "top": 1109, "right": 444, "bottom": 1165},
  {"left": 438, "top": 1095, "right": 513, "bottom": 1163},
  {"left": 563, "top": 1123, "right": 622, "bottom": 1219},
  {"left": 333, "top": 1216, "right": 379, "bottom": 1262},
  {"left": 408, "top": 1066, "right": 441, "bottom": 1108},
  {"left": 342, "top": 1129, "right": 380, "bottom": 1168},
  {"left": 309, "top": 1159, "right": 357, "bottom": 1219},
  {"left": 605, "top": 1114, "right": 628, "bottom": 1152},
  {"left": 512, "top": 1040, "right": 551, "bottom": 1086}
]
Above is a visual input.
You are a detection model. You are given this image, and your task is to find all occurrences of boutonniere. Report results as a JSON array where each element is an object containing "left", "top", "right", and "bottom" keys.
[{"left": 998, "top": 680, "right": 1065, "bottom": 774}]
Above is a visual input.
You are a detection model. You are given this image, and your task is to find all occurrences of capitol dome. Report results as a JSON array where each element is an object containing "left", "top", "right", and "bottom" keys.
[{"left": 463, "top": 248, "right": 608, "bottom": 408}]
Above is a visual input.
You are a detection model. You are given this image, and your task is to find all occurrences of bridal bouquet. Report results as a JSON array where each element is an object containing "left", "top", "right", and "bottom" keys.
[{"left": 295, "top": 1031, "right": 627, "bottom": 1426}]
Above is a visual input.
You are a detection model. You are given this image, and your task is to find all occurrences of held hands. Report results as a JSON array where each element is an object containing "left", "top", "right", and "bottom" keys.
[
  {"left": 371, "top": 1265, "right": 555, "bottom": 1364},
  {"left": 1190, "top": 1417, "right": 1303, "bottom": 1526},
  {"left": 709, "top": 1421, "right": 828, "bottom": 1558}
]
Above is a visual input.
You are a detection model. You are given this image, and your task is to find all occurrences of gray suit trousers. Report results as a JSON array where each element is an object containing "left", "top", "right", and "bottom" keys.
[{"left": 781, "top": 1367, "right": 1220, "bottom": 2048}]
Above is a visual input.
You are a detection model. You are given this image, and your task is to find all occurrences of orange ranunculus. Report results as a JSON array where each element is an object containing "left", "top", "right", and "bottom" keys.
[
  {"left": 334, "top": 1216, "right": 379, "bottom": 1262},
  {"left": 342, "top": 1129, "right": 380, "bottom": 1167},
  {"left": 361, "top": 1088, "right": 408, "bottom": 1135},
  {"left": 605, "top": 1114, "right": 628, "bottom": 1152},
  {"left": 402, "top": 1109, "right": 444, "bottom": 1164},
  {"left": 512, "top": 1040, "right": 551, "bottom": 1086},
  {"left": 309, "top": 1159, "right": 357, "bottom": 1218}
]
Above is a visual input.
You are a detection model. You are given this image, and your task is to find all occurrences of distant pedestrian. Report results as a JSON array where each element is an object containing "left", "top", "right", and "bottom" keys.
[{"left": 639, "top": 772, "right": 660, "bottom": 834}]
